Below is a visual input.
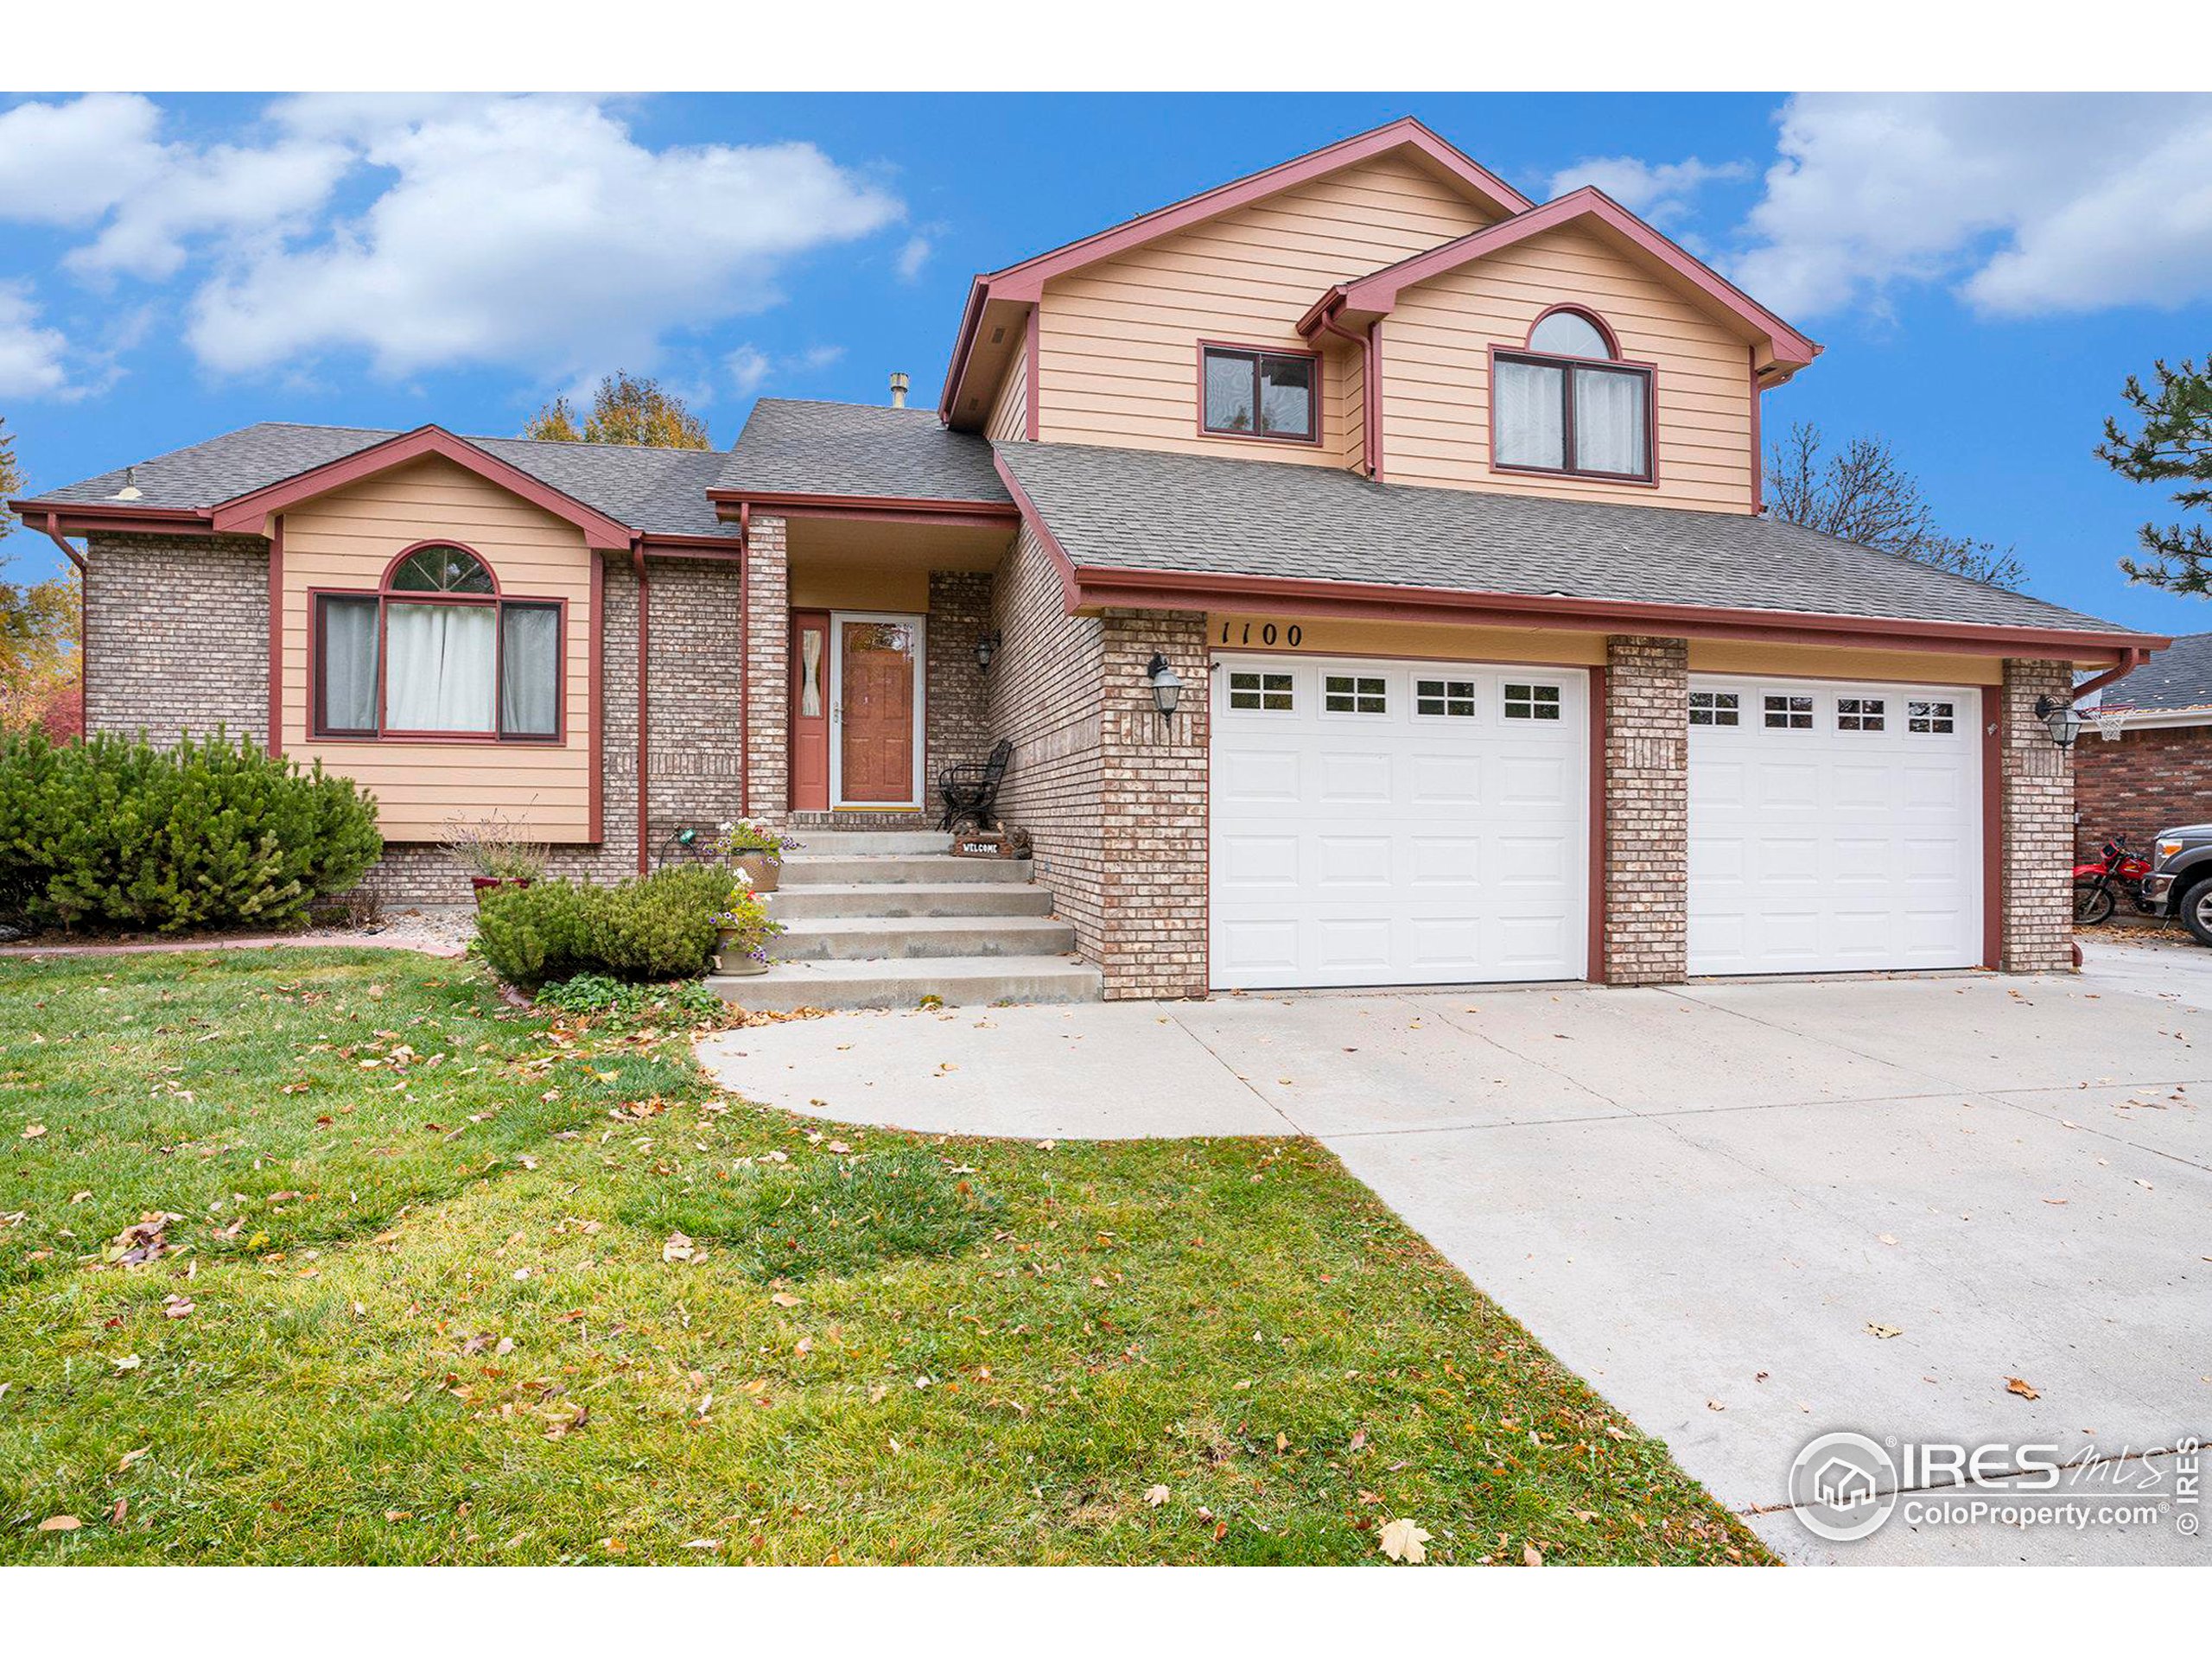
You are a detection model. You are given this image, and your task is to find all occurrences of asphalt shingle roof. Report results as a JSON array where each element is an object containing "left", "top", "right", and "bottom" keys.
[
  {"left": 26, "top": 422, "right": 737, "bottom": 539},
  {"left": 720, "top": 400, "right": 1011, "bottom": 504},
  {"left": 2097, "top": 632, "right": 2212, "bottom": 711},
  {"left": 997, "top": 441, "right": 2138, "bottom": 637}
]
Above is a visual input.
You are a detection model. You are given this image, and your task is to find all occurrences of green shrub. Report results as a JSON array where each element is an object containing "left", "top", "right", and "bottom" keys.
[
  {"left": 476, "top": 864, "right": 732, "bottom": 987},
  {"left": 537, "top": 971, "right": 725, "bottom": 1025},
  {"left": 0, "top": 728, "right": 381, "bottom": 932}
]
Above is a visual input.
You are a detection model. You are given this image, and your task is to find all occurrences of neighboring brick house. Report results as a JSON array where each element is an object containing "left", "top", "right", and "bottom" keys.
[
  {"left": 10, "top": 118, "right": 2163, "bottom": 1001},
  {"left": 2075, "top": 632, "right": 2212, "bottom": 857}
]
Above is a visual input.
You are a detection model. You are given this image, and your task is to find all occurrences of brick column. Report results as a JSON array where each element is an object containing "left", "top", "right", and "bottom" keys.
[
  {"left": 646, "top": 558, "right": 747, "bottom": 845},
  {"left": 1602, "top": 635, "right": 1689, "bottom": 985},
  {"left": 743, "top": 514, "right": 789, "bottom": 821},
  {"left": 1999, "top": 658, "right": 2075, "bottom": 973},
  {"left": 926, "top": 570, "right": 995, "bottom": 793},
  {"left": 1097, "top": 609, "right": 1210, "bottom": 1000}
]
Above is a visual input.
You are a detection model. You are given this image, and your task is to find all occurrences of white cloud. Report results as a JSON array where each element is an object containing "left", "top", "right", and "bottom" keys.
[
  {"left": 727, "top": 344, "right": 772, "bottom": 395},
  {"left": 1731, "top": 93, "right": 2212, "bottom": 319},
  {"left": 185, "top": 96, "right": 904, "bottom": 379},
  {"left": 895, "top": 234, "right": 932, "bottom": 280},
  {"left": 1545, "top": 155, "right": 1748, "bottom": 225},
  {"left": 0, "top": 283, "right": 73, "bottom": 399}
]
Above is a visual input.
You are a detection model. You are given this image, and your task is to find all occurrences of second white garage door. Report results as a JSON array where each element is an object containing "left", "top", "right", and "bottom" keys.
[
  {"left": 1210, "top": 654, "right": 1588, "bottom": 989},
  {"left": 1688, "top": 675, "right": 1985, "bottom": 976}
]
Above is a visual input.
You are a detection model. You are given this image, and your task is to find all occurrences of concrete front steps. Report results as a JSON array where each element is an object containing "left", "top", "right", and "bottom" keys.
[{"left": 707, "top": 830, "right": 1101, "bottom": 1011}]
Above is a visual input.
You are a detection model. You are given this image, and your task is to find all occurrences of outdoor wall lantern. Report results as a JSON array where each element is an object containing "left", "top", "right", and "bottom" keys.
[
  {"left": 1145, "top": 653, "right": 1184, "bottom": 727},
  {"left": 975, "top": 629, "right": 1001, "bottom": 674},
  {"left": 2034, "top": 695, "right": 2082, "bottom": 750}
]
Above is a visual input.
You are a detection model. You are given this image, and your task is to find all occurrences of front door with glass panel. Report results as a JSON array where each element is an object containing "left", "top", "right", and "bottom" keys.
[{"left": 830, "top": 613, "right": 925, "bottom": 809}]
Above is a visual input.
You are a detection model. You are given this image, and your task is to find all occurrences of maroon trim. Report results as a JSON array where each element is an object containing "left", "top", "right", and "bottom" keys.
[
  {"left": 709, "top": 489, "right": 1018, "bottom": 528},
  {"left": 789, "top": 607, "right": 832, "bottom": 813},
  {"left": 306, "top": 584, "right": 569, "bottom": 746},
  {"left": 1748, "top": 346, "right": 1765, "bottom": 516},
  {"left": 380, "top": 538, "right": 501, "bottom": 594},
  {"left": 1485, "top": 342, "right": 1659, "bottom": 487},
  {"left": 207, "top": 426, "right": 634, "bottom": 547},
  {"left": 1586, "top": 662, "right": 1608, "bottom": 985},
  {"left": 940, "top": 118, "right": 1535, "bottom": 424},
  {"left": 588, "top": 550, "right": 604, "bottom": 844},
  {"left": 737, "top": 503, "right": 751, "bottom": 815},
  {"left": 1369, "top": 321, "right": 1386, "bottom": 480},
  {"left": 1525, "top": 303, "right": 1622, "bottom": 359},
  {"left": 1980, "top": 703, "right": 2001, "bottom": 971},
  {"left": 267, "top": 516, "right": 284, "bottom": 758},
  {"left": 1024, "top": 304, "right": 1042, "bottom": 442},
  {"left": 1332, "top": 188, "right": 1821, "bottom": 372},
  {"left": 1061, "top": 563, "right": 2160, "bottom": 658},
  {"left": 17, "top": 502, "right": 213, "bottom": 537},
  {"left": 35, "top": 511, "right": 90, "bottom": 572},
  {"left": 989, "top": 452, "right": 1085, "bottom": 613},
  {"left": 632, "top": 544, "right": 650, "bottom": 875},
  {"left": 1195, "top": 340, "right": 1323, "bottom": 447}
]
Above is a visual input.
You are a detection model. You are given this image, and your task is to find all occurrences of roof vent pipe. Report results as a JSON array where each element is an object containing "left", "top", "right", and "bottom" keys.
[{"left": 889, "top": 371, "right": 910, "bottom": 410}]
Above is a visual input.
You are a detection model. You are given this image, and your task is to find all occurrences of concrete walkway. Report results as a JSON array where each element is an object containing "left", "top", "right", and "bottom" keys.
[{"left": 697, "top": 947, "right": 2212, "bottom": 1567}]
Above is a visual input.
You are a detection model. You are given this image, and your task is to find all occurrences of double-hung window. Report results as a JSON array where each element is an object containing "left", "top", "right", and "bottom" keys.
[
  {"left": 1491, "top": 308, "right": 1652, "bottom": 482},
  {"left": 1201, "top": 345, "right": 1318, "bottom": 442},
  {"left": 315, "top": 544, "right": 563, "bottom": 741}
]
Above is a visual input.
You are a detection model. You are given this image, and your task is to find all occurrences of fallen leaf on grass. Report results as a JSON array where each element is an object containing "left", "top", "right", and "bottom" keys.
[
  {"left": 661, "top": 1233, "right": 697, "bottom": 1264},
  {"left": 769, "top": 1292, "right": 800, "bottom": 1307},
  {"left": 117, "top": 1447, "right": 149, "bottom": 1472},
  {"left": 111, "top": 1353, "right": 142, "bottom": 1371},
  {"left": 1522, "top": 1542, "right": 1545, "bottom": 1567},
  {"left": 1145, "top": 1484, "right": 1171, "bottom": 1508},
  {"left": 38, "top": 1515, "right": 79, "bottom": 1531},
  {"left": 2007, "top": 1376, "right": 2041, "bottom": 1400},
  {"left": 20, "top": 1124, "right": 46, "bottom": 1140},
  {"left": 1378, "top": 1517, "right": 1430, "bottom": 1563}
]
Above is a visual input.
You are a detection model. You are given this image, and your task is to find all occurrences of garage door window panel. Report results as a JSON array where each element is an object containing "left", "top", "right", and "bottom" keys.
[
  {"left": 1228, "top": 670, "right": 1295, "bottom": 714},
  {"left": 1503, "top": 683, "right": 1561, "bottom": 721},
  {"left": 1908, "top": 699, "right": 1956, "bottom": 734},
  {"left": 1763, "top": 694, "right": 1815, "bottom": 730},
  {"left": 1837, "top": 696, "right": 1886, "bottom": 733},
  {"left": 1688, "top": 690, "right": 1739, "bottom": 728},
  {"left": 1324, "top": 675, "right": 1388, "bottom": 715},
  {"left": 1415, "top": 678, "right": 1478, "bottom": 719}
]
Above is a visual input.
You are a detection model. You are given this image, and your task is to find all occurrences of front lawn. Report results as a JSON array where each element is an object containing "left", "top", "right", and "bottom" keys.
[{"left": 0, "top": 950, "right": 1769, "bottom": 1565}]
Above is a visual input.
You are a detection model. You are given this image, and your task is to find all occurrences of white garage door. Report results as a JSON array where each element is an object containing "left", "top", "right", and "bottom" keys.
[
  {"left": 1688, "top": 676, "right": 1984, "bottom": 976},
  {"left": 1210, "top": 654, "right": 1588, "bottom": 989}
]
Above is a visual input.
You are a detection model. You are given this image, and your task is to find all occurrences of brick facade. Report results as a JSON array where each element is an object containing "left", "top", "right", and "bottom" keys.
[
  {"left": 2072, "top": 721, "right": 2212, "bottom": 858},
  {"left": 1999, "top": 658, "right": 2077, "bottom": 973},
  {"left": 743, "top": 513, "right": 790, "bottom": 821},
  {"left": 1601, "top": 635, "right": 1689, "bottom": 984},
  {"left": 925, "top": 569, "right": 996, "bottom": 805},
  {"left": 84, "top": 532, "right": 270, "bottom": 747}
]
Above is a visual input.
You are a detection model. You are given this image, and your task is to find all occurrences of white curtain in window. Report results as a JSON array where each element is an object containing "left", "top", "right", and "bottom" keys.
[
  {"left": 499, "top": 605, "right": 561, "bottom": 737},
  {"left": 799, "top": 626, "right": 823, "bottom": 718},
  {"left": 321, "top": 597, "right": 378, "bottom": 731},
  {"left": 1574, "top": 367, "right": 1647, "bottom": 475},
  {"left": 385, "top": 602, "right": 493, "bottom": 732},
  {"left": 1495, "top": 359, "right": 1565, "bottom": 468}
]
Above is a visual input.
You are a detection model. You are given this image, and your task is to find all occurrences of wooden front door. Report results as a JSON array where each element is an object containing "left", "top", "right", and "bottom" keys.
[
  {"left": 788, "top": 610, "right": 831, "bottom": 811},
  {"left": 832, "top": 614, "right": 923, "bottom": 807}
]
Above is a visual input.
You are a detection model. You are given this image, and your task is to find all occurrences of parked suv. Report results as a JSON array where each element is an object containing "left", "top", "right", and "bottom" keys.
[{"left": 2142, "top": 823, "right": 2212, "bottom": 945}]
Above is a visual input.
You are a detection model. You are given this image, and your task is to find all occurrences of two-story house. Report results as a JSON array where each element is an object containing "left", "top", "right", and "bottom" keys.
[{"left": 10, "top": 119, "right": 2160, "bottom": 1002}]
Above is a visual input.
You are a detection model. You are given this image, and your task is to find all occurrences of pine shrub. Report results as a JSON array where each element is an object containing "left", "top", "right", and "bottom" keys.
[
  {"left": 475, "top": 864, "right": 731, "bottom": 987},
  {"left": 0, "top": 728, "right": 382, "bottom": 932}
]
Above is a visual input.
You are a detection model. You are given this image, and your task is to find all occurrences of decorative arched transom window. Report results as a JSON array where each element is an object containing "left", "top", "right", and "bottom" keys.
[
  {"left": 1492, "top": 307, "right": 1652, "bottom": 482},
  {"left": 315, "top": 543, "right": 564, "bottom": 741}
]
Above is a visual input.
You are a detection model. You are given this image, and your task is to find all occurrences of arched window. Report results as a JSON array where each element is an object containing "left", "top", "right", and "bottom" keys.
[
  {"left": 315, "top": 543, "right": 564, "bottom": 741},
  {"left": 1493, "top": 308, "right": 1652, "bottom": 482}
]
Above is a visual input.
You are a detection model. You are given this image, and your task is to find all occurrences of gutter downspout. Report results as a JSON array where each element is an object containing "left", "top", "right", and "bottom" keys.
[
  {"left": 1313, "top": 297, "right": 1380, "bottom": 480},
  {"left": 2074, "top": 648, "right": 2152, "bottom": 704},
  {"left": 632, "top": 542, "right": 651, "bottom": 874},
  {"left": 736, "top": 502, "right": 750, "bottom": 817},
  {"left": 41, "top": 512, "right": 88, "bottom": 738}
]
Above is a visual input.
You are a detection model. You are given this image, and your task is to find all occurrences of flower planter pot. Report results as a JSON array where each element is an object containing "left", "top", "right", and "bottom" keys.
[
  {"left": 732, "top": 853, "right": 781, "bottom": 893},
  {"left": 713, "top": 955, "right": 767, "bottom": 976},
  {"left": 471, "top": 876, "right": 534, "bottom": 906}
]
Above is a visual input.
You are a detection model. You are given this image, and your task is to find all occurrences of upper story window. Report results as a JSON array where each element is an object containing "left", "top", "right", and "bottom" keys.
[
  {"left": 1201, "top": 344, "right": 1318, "bottom": 443},
  {"left": 315, "top": 543, "right": 564, "bottom": 742},
  {"left": 1492, "top": 307, "right": 1652, "bottom": 483}
]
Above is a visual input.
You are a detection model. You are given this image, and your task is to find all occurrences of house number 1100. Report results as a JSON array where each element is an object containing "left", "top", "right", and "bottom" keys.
[{"left": 1220, "top": 620, "right": 1303, "bottom": 647}]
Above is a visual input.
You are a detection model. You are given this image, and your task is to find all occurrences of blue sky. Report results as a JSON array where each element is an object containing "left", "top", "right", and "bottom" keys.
[{"left": 3, "top": 91, "right": 2209, "bottom": 637}]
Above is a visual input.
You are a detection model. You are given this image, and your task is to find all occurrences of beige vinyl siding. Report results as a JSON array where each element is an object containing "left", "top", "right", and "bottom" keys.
[
  {"left": 1035, "top": 152, "right": 1493, "bottom": 466},
  {"left": 987, "top": 334, "right": 1031, "bottom": 442},
  {"left": 278, "top": 454, "right": 598, "bottom": 842},
  {"left": 1379, "top": 225, "right": 1758, "bottom": 512}
]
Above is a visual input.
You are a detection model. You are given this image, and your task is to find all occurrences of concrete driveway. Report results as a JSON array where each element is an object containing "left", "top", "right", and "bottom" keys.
[{"left": 697, "top": 937, "right": 2211, "bottom": 1566}]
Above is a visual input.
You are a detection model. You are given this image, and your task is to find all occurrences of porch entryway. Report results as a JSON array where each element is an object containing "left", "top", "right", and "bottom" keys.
[{"left": 789, "top": 611, "right": 930, "bottom": 813}]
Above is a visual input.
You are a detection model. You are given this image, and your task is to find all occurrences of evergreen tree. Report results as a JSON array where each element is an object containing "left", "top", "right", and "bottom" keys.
[
  {"left": 524, "top": 372, "right": 709, "bottom": 448},
  {"left": 2098, "top": 353, "right": 2212, "bottom": 594}
]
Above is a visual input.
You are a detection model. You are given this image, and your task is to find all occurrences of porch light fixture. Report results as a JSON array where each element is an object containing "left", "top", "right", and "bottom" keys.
[
  {"left": 1144, "top": 652, "right": 1183, "bottom": 727},
  {"left": 2034, "top": 695, "right": 2082, "bottom": 750},
  {"left": 976, "top": 629, "right": 1001, "bottom": 674}
]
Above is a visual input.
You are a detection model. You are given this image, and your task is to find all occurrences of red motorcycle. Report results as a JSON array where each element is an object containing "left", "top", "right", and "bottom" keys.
[{"left": 2073, "top": 836, "right": 2155, "bottom": 925}]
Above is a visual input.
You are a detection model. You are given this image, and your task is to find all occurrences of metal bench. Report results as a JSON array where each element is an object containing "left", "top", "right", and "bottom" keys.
[{"left": 938, "top": 738, "right": 1014, "bottom": 832}]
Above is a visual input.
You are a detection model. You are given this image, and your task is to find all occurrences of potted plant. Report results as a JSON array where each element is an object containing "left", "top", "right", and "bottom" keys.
[
  {"left": 442, "top": 808, "right": 550, "bottom": 904},
  {"left": 709, "top": 874, "right": 783, "bottom": 976},
  {"left": 711, "top": 817, "right": 798, "bottom": 893}
]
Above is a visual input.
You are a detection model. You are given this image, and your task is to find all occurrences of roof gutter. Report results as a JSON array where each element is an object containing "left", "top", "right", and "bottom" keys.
[
  {"left": 36, "top": 510, "right": 86, "bottom": 574},
  {"left": 1306, "top": 293, "right": 1382, "bottom": 479},
  {"left": 2069, "top": 648, "right": 2152, "bottom": 703}
]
